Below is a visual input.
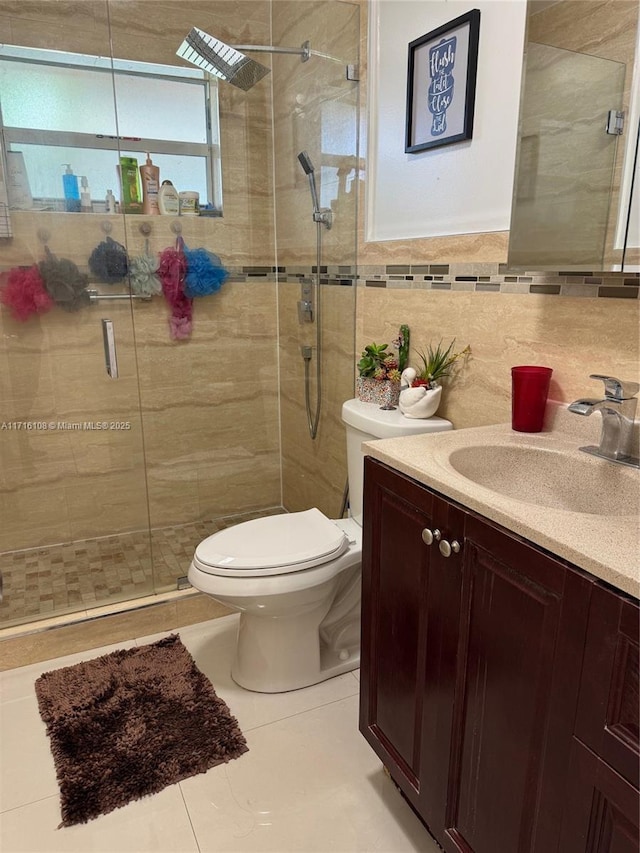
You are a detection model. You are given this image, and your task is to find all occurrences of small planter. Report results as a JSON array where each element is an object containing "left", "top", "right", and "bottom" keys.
[{"left": 357, "top": 376, "right": 401, "bottom": 407}]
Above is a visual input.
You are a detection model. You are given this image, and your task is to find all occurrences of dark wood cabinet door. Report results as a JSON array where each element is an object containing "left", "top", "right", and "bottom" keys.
[
  {"left": 418, "top": 490, "right": 466, "bottom": 838},
  {"left": 559, "top": 739, "right": 640, "bottom": 853},
  {"left": 360, "top": 458, "right": 463, "bottom": 830},
  {"left": 360, "top": 458, "right": 636, "bottom": 853},
  {"left": 574, "top": 585, "right": 639, "bottom": 788},
  {"left": 443, "top": 514, "right": 593, "bottom": 853}
]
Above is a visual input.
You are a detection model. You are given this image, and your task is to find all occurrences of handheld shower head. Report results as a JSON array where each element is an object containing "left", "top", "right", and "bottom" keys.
[
  {"left": 297, "top": 150, "right": 321, "bottom": 215},
  {"left": 297, "top": 151, "right": 315, "bottom": 175},
  {"left": 297, "top": 151, "right": 332, "bottom": 228}
]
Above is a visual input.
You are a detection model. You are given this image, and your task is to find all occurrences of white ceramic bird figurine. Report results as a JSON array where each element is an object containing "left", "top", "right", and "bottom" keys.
[
  {"left": 399, "top": 384, "right": 442, "bottom": 419},
  {"left": 399, "top": 386, "right": 427, "bottom": 406},
  {"left": 400, "top": 367, "right": 417, "bottom": 389}
]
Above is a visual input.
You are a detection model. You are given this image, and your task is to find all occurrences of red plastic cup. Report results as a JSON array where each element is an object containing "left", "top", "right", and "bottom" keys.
[{"left": 511, "top": 366, "right": 553, "bottom": 432}]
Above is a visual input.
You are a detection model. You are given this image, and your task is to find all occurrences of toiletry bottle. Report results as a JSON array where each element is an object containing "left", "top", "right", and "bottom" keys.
[
  {"left": 140, "top": 153, "right": 160, "bottom": 215},
  {"left": 118, "top": 156, "right": 142, "bottom": 213},
  {"left": 62, "top": 164, "right": 80, "bottom": 212},
  {"left": 158, "top": 180, "right": 180, "bottom": 215},
  {"left": 6, "top": 151, "right": 33, "bottom": 210},
  {"left": 105, "top": 189, "right": 117, "bottom": 214},
  {"left": 80, "top": 176, "right": 92, "bottom": 213}
]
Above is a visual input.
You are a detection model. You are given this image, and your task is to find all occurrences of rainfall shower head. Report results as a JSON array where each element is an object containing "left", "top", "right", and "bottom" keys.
[{"left": 176, "top": 27, "right": 271, "bottom": 91}]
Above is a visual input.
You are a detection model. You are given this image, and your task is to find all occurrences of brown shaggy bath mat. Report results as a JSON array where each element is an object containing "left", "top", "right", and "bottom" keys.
[{"left": 35, "top": 634, "right": 248, "bottom": 827}]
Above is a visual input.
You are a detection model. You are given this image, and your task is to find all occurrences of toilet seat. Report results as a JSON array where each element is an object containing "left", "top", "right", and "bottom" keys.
[{"left": 193, "top": 508, "right": 349, "bottom": 577}]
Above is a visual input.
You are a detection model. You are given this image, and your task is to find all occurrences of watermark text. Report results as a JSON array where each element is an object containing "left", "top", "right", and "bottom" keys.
[{"left": 1, "top": 421, "right": 132, "bottom": 431}]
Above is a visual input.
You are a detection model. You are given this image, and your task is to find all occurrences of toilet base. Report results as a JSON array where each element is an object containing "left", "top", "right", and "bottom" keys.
[{"left": 230, "top": 601, "right": 360, "bottom": 693}]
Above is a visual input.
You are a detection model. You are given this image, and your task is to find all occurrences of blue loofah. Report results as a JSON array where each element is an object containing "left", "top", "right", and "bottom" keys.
[{"left": 183, "top": 245, "right": 228, "bottom": 298}]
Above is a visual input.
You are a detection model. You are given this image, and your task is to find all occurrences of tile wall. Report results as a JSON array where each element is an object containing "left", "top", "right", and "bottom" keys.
[{"left": 0, "top": 219, "right": 282, "bottom": 553}]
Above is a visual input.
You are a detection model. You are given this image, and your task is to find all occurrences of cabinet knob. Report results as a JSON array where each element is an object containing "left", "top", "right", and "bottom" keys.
[
  {"left": 439, "top": 539, "right": 461, "bottom": 558},
  {"left": 422, "top": 528, "right": 441, "bottom": 546}
]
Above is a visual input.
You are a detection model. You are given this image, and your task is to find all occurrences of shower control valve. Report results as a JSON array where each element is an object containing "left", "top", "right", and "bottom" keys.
[
  {"left": 298, "top": 280, "right": 314, "bottom": 323},
  {"left": 298, "top": 299, "right": 313, "bottom": 323}
]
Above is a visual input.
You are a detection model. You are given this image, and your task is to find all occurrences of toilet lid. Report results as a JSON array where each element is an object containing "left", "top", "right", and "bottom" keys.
[{"left": 194, "top": 508, "right": 350, "bottom": 577}]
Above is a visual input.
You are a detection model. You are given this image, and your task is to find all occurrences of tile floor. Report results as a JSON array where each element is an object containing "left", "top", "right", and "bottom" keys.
[
  {"left": 0, "top": 508, "right": 284, "bottom": 629},
  {"left": 0, "top": 613, "right": 441, "bottom": 853}
]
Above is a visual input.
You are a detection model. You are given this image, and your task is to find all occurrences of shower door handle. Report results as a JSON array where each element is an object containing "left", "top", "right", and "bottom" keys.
[{"left": 101, "top": 319, "right": 119, "bottom": 379}]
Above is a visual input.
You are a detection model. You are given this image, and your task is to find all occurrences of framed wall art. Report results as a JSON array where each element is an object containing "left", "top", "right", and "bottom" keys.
[{"left": 405, "top": 9, "right": 481, "bottom": 154}]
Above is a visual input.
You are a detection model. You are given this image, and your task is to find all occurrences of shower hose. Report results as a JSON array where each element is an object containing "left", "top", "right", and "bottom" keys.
[{"left": 304, "top": 219, "right": 323, "bottom": 440}]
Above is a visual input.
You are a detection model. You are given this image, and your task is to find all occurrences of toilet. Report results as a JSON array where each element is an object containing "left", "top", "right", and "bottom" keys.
[{"left": 187, "top": 398, "right": 453, "bottom": 692}]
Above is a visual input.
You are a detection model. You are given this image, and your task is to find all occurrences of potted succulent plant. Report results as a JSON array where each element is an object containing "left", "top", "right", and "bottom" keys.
[
  {"left": 357, "top": 325, "right": 410, "bottom": 407},
  {"left": 399, "top": 339, "right": 470, "bottom": 419},
  {"left": 412, "top": 339, "right": 471, "bottom": 388}
]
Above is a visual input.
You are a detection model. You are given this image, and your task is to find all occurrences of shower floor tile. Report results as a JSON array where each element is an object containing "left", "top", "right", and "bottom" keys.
[{"left": 0, "top": 508, "right": 284, "bottom": 629}]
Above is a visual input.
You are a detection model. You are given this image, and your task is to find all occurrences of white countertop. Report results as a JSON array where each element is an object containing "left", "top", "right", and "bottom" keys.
[{"left": 363, "top": 407, "right": 640, "bottom": 599}]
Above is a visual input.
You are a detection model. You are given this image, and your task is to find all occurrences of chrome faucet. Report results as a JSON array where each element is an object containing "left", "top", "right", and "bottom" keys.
[{"left": 568, "top": 374, "right": 640, "bottom": 469}]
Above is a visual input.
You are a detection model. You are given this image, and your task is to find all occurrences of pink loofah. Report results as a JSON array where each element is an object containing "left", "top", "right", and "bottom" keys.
[
  {"left": 0, "top": 265, "right": 54, "bottom": 321},
  {"left": 158, "top": 243, "right": 193, "bottom": 340}
]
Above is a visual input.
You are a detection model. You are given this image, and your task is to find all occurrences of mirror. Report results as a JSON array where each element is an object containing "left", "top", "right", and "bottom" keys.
[{"left": 508, "top": 0, "right": 639, "bottom": 271}]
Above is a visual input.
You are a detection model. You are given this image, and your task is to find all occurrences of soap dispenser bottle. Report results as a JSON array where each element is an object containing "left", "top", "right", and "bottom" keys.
[
  {"left": 62, "top": 164, "right": 80, "bottom": 212},
  {"left": 140, "top": 153, "right": 160, "bottom": 215}
]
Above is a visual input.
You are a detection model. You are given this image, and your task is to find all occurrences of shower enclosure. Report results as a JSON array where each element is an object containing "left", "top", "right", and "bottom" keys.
[{"left": 0, "top": 0, "right": 359, "bottom": 631}]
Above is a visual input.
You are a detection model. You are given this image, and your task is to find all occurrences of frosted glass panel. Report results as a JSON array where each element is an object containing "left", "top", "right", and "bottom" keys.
[
  {"left": 0, "top": 63, "right": 117, "bottom": 134},
  {"left": 1, "top": 61, "right": 207, "bottom": 143},
  {"left": 112, "top": 76, "right": 206, "bottom": 143}
]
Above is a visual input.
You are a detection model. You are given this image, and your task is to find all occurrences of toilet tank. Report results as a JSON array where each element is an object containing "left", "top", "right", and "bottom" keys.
[{"left": 341, "top": 398, "right": 453, "bottom": 526}]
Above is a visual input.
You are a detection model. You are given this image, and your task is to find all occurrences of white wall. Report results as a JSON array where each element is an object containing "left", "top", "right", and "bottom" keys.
[{"left": 366, "top": 0, "right": 528, "bottom": 242}]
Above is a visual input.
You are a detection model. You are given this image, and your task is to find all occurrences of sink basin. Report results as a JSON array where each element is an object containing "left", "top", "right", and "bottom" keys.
[{"left": 447, "top": 444, "right": 639, "bottom": 516}]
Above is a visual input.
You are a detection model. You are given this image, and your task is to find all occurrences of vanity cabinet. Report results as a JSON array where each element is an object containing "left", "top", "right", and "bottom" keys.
[
  {"left": 559, "top": 585, "right": 640, "bottom": 853},
  {"left": 360, "top": 457, "right": 640, "bottom": 853}
]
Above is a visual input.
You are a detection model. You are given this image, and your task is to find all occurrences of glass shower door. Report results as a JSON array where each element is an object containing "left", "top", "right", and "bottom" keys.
[
  {"left": 0, "top": 4, "right": 154, "bottom": 630},
  {"left": 0, "top": 239, "right": 154, "bottom": 630},
  {"left": 272, "top": 0, "right": 360, "bottom": 518}
]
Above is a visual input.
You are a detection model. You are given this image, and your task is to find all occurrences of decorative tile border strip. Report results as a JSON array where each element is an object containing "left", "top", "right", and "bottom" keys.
[
  {"left": 227, "top": 265, "right": 356, "bottom": 286},
  {"left": 227, "top": 264, "right": 639, "bottom": 298},
  {"left": 356, "top": 263, "right": 639, "bottom": 299}
]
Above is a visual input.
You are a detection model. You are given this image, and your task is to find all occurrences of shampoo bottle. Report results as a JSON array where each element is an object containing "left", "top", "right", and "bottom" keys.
[
  {"left": 140, "top": 153, "right": 160, "bottom": 215},
  {"left": 118, "top": 156, "right": 142, "bottom": 213},
  {"left": 158, "top": 180, "right": 179, "bottom": 215},
  {"left": 62, "top": 164, "right": 80, "bottom": 212},
  {"left": 80, "top": 176, "right": 92, "bottom": 213}
]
